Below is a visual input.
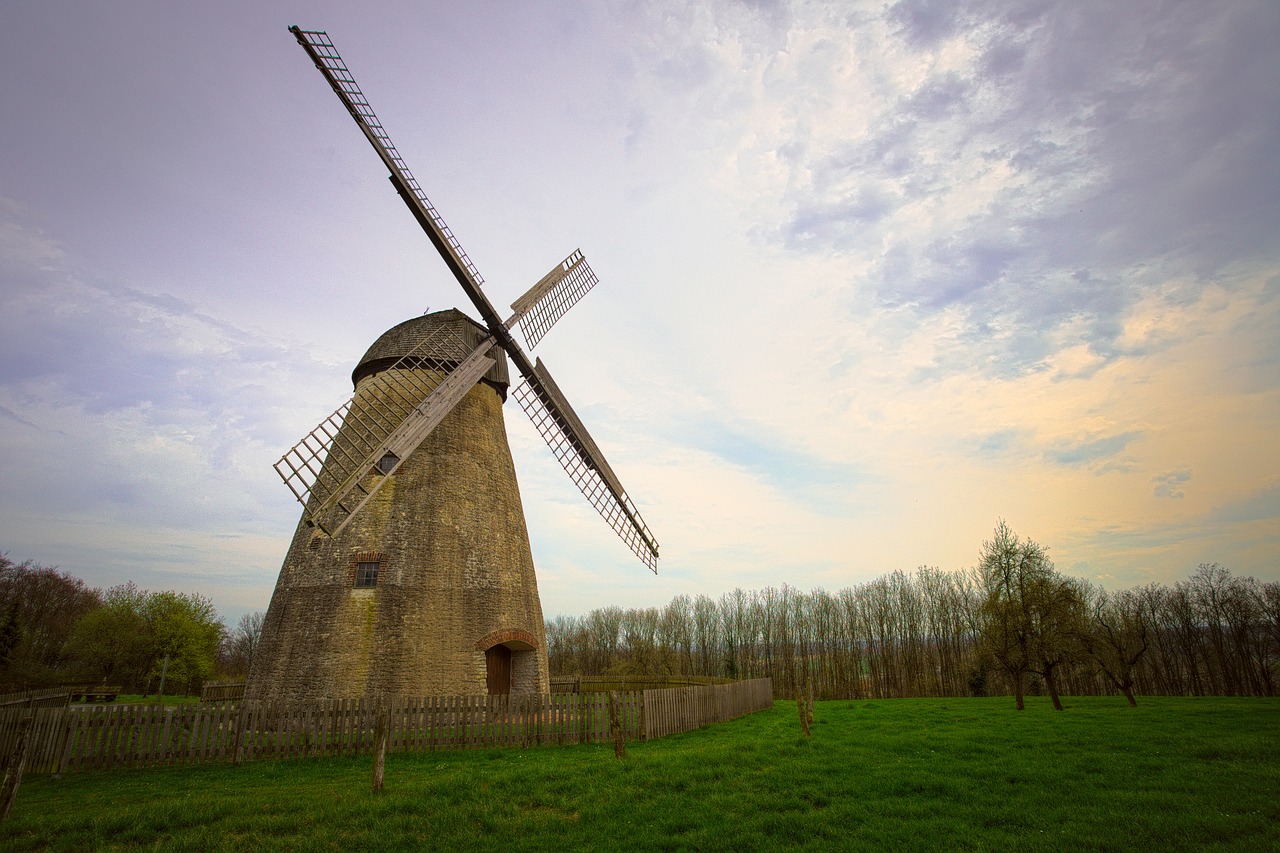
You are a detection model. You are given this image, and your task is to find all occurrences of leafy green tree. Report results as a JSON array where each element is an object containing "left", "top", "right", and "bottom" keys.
[
  {"left": 976, "top": 520, "right": 1054, "bottom": 710},
  {"left": 143, "top": 591, "right": 223, "bottom": 696},
  {"left": 1025, "top": 573, "right": 1088, "bottom": 710},
  {"left": 64, "top": 582, "right": 151, "bottom": 686},
  {"left": 66, "top": 584, "right": 224, "bottom": 694}
]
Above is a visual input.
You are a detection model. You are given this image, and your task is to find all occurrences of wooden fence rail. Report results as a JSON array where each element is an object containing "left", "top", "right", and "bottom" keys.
[
  {"left": 200, "top": 680, "right": 246, "bottom": 703},
  {"left": 550, "top": 674, "right": 736, "bottom": 693},
  {"left": 0, "top": 679, "right": 772, "bottom": 776},
  {"left": 0, "top": 689, "right": 71, "bottom": 710}
]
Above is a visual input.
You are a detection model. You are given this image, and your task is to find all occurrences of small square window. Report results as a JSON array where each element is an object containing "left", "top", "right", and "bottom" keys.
[
  {"left": 355, "top": 561, "right": 379, "bottom": 588},
  {"left": 377, "top": 452, "right": 399, "bottom": 475}
]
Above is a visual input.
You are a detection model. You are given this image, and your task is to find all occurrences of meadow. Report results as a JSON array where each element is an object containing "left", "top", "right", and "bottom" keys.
[{"left": 2, "top": 696, "right": 1277, "bottom": 851}]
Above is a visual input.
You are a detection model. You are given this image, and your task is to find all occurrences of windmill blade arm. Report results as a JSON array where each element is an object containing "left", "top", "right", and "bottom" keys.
[
  {"left": 509, "top": 250, "right": 599, "bottom": 349},
  {"left": 273, "top": 325, "right": 494, "bottom": 536},
  {"left": 319, "top": 342, "right": 497, "bottom": 535},
  {"left": 289, "top": 26, "right": 507, "bottom": 336},
  {"left": 378, "top": 341, "right": 497, "bottom": 465},
  {"left": 513, "top": 359, "right": 659, "bottom": 572}
]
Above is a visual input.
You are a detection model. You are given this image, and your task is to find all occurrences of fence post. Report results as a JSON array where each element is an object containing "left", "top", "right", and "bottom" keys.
[
  {"left": 795, "top": 687, "right": 811, "bottom": 737},
  {"left": 371, "top": 706, "right": 389, "bottom": 793},
  {"left": 608, "top": 691, "right": 626, "bottom": 760},
  {"left": 0, "top": 715, "right": 33, "bottom": 821},
  {"left": 233, "top": 703, "right": 250, "bottom": 765}
]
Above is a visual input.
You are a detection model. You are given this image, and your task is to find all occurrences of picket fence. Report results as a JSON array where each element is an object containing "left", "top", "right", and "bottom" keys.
[
  {"left": 0, "top": 678, "right": 772, "bottom": 776},
  {"left": 0, "top": 688, "right": 71, "bottom": 710},
  {"left": 550, "top": 674, "right": 736, "bottom": 693}
]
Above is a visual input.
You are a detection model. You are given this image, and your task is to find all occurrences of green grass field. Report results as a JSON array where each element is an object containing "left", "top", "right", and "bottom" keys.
[{"left": 3, "top": 696, "right": 1277, "bottom": 851}]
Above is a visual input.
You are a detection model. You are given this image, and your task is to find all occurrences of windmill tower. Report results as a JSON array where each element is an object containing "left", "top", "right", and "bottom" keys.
[{"left": 246, "top": 28, "right": 658, "bottom": 702}]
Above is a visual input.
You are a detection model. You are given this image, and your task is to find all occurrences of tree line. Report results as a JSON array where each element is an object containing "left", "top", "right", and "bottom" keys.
[
  {"left": 6, "top": 521, "right": 1277, "bottom": 705},
  {"left": 0, "top": 554, "right": 264, "bottom": 695},
  {"left": 545, "top": 522, "right": 1280, "bottom": 707}
]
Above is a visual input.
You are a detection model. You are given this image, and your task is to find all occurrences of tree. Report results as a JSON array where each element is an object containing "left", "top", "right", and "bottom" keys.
[
  {"left": 219, "top": 611, "right": 266, "bottom": 678},
  {"left": 144, "top": 591, "right": 224, "bottom": 696},
  {"left": 64, "top": 583, "right": 151, "bottom": 687},
  {"left": 0, "top": 603, "right": 19, "bottom": 673},
  {"left": 1079, "top": 585, "right": 1150, "bottom": 707},
  {"left": 66, "top": 584, "right": 224, "bottom": 695},
  {"left": 0, "top": 554, "right": 102, "bottom": 686},
  {"left": 1025, "top": 572, "right": 1088, "bottom": 710},
  {"left": 976, "top": 520, "right": 1055, "bottom": 710}
]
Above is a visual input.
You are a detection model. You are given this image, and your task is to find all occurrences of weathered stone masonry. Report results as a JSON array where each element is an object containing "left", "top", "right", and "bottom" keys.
[{"left": 247, "top": 310, "right": 550, "bottom": 701}]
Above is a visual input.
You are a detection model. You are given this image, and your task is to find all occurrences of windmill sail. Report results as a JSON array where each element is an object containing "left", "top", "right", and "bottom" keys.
[
  {"left": 509, "top": 250, "right": 599, "bottom": 348},
  {"left": 289, "top": 26, "right": 659, "bottom": 571},
  {"left": 275, "top": 323, "right": 495, "bottom": 536},
  {"left": 289, "top": 27, "right": 489, "bottom": 316},
  {"left": 513, "top": 360, "right": 659, "bottom": 572}
]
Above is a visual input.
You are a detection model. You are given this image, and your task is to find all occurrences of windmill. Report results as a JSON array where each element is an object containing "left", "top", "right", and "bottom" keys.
[{"left": 245, "top": 27, "right": 658, "bottom": 702}]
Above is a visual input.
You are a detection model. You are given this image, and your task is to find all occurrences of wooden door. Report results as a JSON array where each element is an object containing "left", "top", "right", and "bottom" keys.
[{"left": 486, "top": 644, "right": 512, "bottom": 695}]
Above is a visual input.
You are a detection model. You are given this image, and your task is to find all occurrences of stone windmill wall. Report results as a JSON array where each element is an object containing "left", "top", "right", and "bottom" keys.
[{"left": 246, "top": 310, "right": 550, "bottom": 702}]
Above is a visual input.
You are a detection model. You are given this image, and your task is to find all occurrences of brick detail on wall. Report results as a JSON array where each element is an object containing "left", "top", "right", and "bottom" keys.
[
  {"left": 348, "top": 551, "right": 387, "bottom": 585},
  {"left": 474, "top": 628, "right": 539, "bottom": 651}
]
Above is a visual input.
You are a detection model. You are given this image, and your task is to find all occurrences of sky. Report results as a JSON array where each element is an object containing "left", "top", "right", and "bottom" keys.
[{"left": 1, "top": 0, "right": 1277, "bottom": 627}]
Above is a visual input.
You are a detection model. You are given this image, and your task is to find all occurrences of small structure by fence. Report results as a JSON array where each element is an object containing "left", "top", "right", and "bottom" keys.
[{"left": 0, "top": 678, "right": 772, "bottom": 777}]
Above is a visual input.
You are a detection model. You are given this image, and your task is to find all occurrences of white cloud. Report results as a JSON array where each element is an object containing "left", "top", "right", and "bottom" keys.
[{"left": 0, "top": 0, "right": 1276, "bottom": 625}]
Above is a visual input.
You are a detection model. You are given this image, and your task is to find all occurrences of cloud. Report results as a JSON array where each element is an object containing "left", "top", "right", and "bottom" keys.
[
  {"left": 0, "top": 0, "right": 1275, "bottom": 624},
  {"left": 679, "top": 0, "right": 1280, "bottom": 390},
  {"left": 0, "top": 206, "right": 348, "bottom": 605},
  {"left": 1153, "top": 466, "right": 1192, "bottom": 499},
  {"left": 1045, "top": 432, "right": 1141, "bottom": 469}
]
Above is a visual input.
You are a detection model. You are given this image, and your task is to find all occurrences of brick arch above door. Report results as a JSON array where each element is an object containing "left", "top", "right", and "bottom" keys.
[{"left": 474, "top": 628, "right": 538, "bottom": 652}]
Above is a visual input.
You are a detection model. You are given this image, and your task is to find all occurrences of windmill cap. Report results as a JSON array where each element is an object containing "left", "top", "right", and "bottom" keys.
[{"left": 352, "top": 309, "right": 510, "bottom": 396}]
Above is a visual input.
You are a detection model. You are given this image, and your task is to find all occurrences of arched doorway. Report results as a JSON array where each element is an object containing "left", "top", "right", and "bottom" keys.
[
  {"left": 476, "top": 628, "right": 540, "bottom": 695},
  {"left": 485, "top": 644, "right": 512, "bottom": 695}
]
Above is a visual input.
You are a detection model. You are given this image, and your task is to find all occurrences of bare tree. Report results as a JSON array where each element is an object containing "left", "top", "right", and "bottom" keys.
[
  {"left": 221, "top": 611, "right": 265, "bottom": 678},
  {"left": 1078, "top": 586, "right": 1149, "bottom": 706}
]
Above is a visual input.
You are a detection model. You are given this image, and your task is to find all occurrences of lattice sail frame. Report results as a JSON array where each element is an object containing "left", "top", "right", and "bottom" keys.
[
  {"left": 288, "top": 26, "right": 659, "bottom": 571},
  {"left": 509, "top": 250, "right": 599, "bottom": 349},
  {"left": 514, "top": 371, "right": 658, "bottom": 573},
  {"left": 290, "top": 28, "right": 486, "bottom": 295},
  {"left": 274, "top": 322, "right": 495, "bottom": 537}
]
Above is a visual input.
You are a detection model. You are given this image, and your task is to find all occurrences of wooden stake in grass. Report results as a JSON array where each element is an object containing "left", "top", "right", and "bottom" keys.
[
  {"left": 0, "top": 715, "right": 33, "bottom": 821},
  {"left": 608, "top": 691, "right": 626, "bottom": 760},
  {"left": 795, "top": 688, "right": 811, "bottom": 737},
  {"left": 372, "top": 708, "right": 389, "bottom": 792}
]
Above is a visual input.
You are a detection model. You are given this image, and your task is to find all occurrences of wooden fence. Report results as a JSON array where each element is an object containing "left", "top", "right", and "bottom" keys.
[
  {"left": 643, "top": 678, "right": 775, "bottom": 739},
  {"left": 0, "top": 688, "right": 71, "bottom": 710},
  {"left": 550, "top": 674, "right": 735, "bottom": 693},
  {"left": 200, "top": 680, "right": 246, "bottom": 703},
  {"left": 0, "top": 679, "right": 772, "bottom": 776}
]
